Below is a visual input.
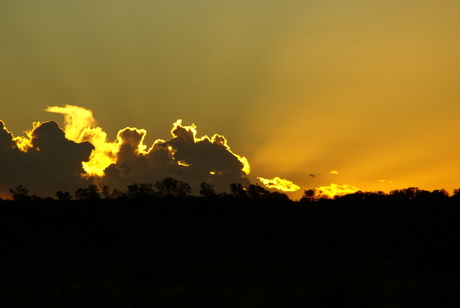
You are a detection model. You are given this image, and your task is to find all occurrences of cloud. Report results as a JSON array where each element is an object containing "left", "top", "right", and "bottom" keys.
[
  {"left": 329, "top": 170, "right": 339, "bottom": 175},
  {"left": 379, "top": 179, "right": 393, "bottom": 183},
  {"left": 102, "top": 120, "right": 250, "bottom": 194},
  {"left": 46, "top": 105, "right": 120, "bottom": 176},
  {"left": 0, "top": 120, "right": 93, "bottom": 197},
  {"left": 0, "top": 105, "right": 250, "bottom": 196},
  {"left": 257, "top": 176, "right": 300, "bottom": 192},
  {"left": 314, "top": 183, "right": 360, "bottom": 198},
  {"left": 1, "top": 105, "right": 251, "bottom": 197}
]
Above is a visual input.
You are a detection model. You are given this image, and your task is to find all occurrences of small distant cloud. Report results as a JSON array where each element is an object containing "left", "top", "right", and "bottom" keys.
[
  {"left": 379, "top": 179, "right": 393, "bottom": 183},
  {"left": 314, "top": 183, "right": 360, "bottom": 198},
  {"left": 257, "top": 176, "right": 300, "bottom": 192},
  {"left": 329, "top": 170, "right": 339, "bottom": 175}
]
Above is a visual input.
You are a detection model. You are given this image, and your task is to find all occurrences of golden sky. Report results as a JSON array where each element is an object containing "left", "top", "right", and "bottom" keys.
[{"left": 1, "top": 1, "right": 460, "bottom": 199}]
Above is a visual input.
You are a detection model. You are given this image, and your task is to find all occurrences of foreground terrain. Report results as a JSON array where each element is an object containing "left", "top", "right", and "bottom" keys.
[{"left": 0, "top": 197, "right": 459, "bottom": 307}]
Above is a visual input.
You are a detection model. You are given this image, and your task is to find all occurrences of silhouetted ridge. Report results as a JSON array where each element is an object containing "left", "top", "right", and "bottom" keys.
[{"left": 1, "top": 183, "right": 460, "bottom": 306}]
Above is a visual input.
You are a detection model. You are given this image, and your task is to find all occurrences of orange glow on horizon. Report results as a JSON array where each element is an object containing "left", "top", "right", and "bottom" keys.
[
  {"left": 2, "top": 1, "right": 460, "bottom": 197},
  {"left": 314, "top": 183, "right": 360, "bottom": 199}
]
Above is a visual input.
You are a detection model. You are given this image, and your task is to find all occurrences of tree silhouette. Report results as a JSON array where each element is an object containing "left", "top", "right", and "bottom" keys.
[
  {"left": 101, "top": 186, "right": 111, "bottom": 199},
  {"left": 230, "top": 183, "right": 247, "bottom": 198},
  {"left": 452, "top": 188, "right": 460, "bottom": 201},
  {"left": 300, "top": 189, "right": 316, "bottom": 202},
  {"left": 56, "top": 191, "right": 72, "bottom": 201},
  {"left": 199, "top": 182, "right": 216, "bottom": 197},
  {"left": 389, "top": 187, "right": 426, "bottom": 200},
  {"left": 430, "top": 189, "right": 449, "bottom": 200},
  {"left": 248, "top": 184, "right": 270, "bottom": 199},
  {"left": 155, "top": 177, "right": 191, "bottom": 197},
  {"left": 267, "top": 191, "right": 290, "bottom": 201},
  {"left": 110, "top": 188, "right": 125, "bottom": 200},
  {"left": 126, "top": 183, "right": 155, "bottom": 199},
  {"left": 9, "top": 185, "right": 30, "bottom": 201},
  {"left": 75, "top": 184, "right": 101, "bottom": 200}
]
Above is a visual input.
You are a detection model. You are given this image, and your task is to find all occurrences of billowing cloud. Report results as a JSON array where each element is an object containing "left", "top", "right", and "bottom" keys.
[
  {"left": 46, "top": 105, "right": 120, "bottom": 177},
  {"left": 257, "top": 176, "right": 300, "bottom": 192},
  {"left": 314, "top": 183, "right": 360, "bottom": 198},
  {"left": 102, "top": 119, "right": 250, "bottom": 193},
  {"left": 1, "top": 105, "right": 250, "bottom": 197},
  {"left": 0, "top": 120, "right": 93, "bottom": 197}
]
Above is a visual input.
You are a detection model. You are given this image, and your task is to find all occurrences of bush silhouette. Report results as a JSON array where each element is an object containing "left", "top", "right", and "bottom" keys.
[
  {"left": 56, "top": 191, "right": 72, "bottom": 201},
  {"left": 230, "top": 183, "right": 247, "bottom": 198},
  {"left": 9, "top": 185, "right": 30, "bottom": 201},
  {"left": 155, "top": 177, "right": 191, "bottom": 197},
  {"left": 75, "top": 184, "right": 101, "bottom": 200},
  {"left": 126, "top": 183, "right": 156, "bottom": 199},
  {"left": 199, "top": 182, "right": 216, "bottom": 197}
]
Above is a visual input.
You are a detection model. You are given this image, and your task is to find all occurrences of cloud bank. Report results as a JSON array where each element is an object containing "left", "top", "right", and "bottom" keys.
[
  {"left": 0, "top": 120, "right": 93, "bottom": 197},
  {"left": 101, "top": 119, "right": 250, "bottom": 193},
  {"left": 0, "top": 105, "right": 250, "bottom": 197},
  {"left": 1, "top": 105, "right": 364, "bottom": 200}
]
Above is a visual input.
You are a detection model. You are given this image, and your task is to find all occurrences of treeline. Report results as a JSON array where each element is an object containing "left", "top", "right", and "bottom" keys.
[
  {"left": 3, "top": 177, "right": 460, "bottom": 204},
  {"left": 303, "top": 186, "right": 460, "bottom": 204},
  {"left": 4, "top": 177, "right": 290, "bottom": 202},
  {"left": 2, "top": 180, "right": 460, "bottom": 306}
]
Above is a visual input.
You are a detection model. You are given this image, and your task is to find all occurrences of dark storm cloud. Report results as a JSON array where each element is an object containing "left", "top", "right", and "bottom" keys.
[
  {"left": 101, "top": 122, "right": 250, "bottom": 194},
  {"left": 1, "top": 106, "right": 251, "bottom": 198},
  {"left": 0, "top": 120, "right": 93, "bottom": 198}
]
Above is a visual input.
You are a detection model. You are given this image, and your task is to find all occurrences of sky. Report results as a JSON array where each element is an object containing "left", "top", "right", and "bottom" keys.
[{"left": 1, "top": 1, "right": 460, "bottom": 200}]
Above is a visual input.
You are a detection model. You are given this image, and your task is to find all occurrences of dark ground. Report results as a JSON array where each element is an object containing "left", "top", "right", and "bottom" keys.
[{"left": 1, "top": 197, "right": 460, "bottom": 307}]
